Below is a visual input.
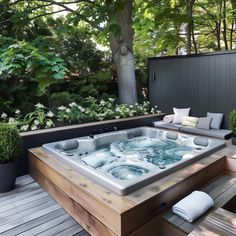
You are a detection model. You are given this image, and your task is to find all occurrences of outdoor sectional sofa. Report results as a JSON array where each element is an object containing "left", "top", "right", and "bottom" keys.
[{"left": 153, "top": 120, "right": 232, "bottom": 139}]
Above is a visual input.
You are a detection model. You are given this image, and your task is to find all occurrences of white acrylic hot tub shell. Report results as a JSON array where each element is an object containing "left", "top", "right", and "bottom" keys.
[{"left": 42, "top": 127, "right": 226, "bottom": 195}]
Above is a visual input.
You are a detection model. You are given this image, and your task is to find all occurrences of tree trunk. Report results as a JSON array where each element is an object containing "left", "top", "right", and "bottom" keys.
[
  {"left": 230, "top": 0, "right": 236, "bottom": 49},
  {"left": 186, "top": 0, "right": 195, "bottom": 54},
  {"left": 230, "top": 22, "right": 234, "bottom": 50},
  {"left": 216, "top": 21, "right": 222, "bottom": 51},
  {"left": 108, "top": 0, "right": 137, "bottom": 105},
  {"left": 191, "top": 15, "right": 197, "bottom": 53},
  {"left": 222, "top": 0, "right": 228, "bottom": 50},
  {"left": 216, "top": 1, "right": 222, "bottom": 51}
]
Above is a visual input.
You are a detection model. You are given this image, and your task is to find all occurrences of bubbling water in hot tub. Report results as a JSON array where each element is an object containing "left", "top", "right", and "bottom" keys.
[
  {"left": 79, "top": 136, "right": 193, "bottom": 180},
  {"left": 43, "top": 127, "right": 226, "bottom": 195}
]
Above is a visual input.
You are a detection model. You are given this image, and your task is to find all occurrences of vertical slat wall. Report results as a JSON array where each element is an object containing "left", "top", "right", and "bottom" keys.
[{"left": 148, "top": 51, "right": 236, "bottom": 128}]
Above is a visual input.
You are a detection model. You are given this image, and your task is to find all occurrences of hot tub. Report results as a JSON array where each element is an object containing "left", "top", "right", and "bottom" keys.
[{"left": 42, "top": 127, "right": 225, "bottom": 195}]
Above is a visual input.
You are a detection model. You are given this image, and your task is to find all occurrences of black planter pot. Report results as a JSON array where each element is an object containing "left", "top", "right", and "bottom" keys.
[
  {"left": 0, "top": 159, "right": 18, "bottom": 193},
  {"left": 232, "top": 136, "right": 236, "bottom": 145}
]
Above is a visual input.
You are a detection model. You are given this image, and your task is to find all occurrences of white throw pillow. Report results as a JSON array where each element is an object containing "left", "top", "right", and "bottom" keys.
[
  {"left": 163, "top": 114, "right": 175, "bottom": 123},
  {"left": 173, "top": 108, "right": 190, "bottom": 124}
]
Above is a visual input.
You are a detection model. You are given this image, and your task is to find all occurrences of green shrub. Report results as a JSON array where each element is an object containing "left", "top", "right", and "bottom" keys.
[
  {"left": 1, "top": 98, "right": 160, "bottom": 131},
  {"left": 230, "top": 110, "right": 236, "bottom": 136},
  {"left": 0, "top": 124, "right": 23, "bottom": 164}
]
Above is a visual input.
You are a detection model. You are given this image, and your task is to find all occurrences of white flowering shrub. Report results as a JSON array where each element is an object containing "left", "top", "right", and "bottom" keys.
[
  {"left": 0, "top": 98, "right": 160, "bottom": 132},
  {"left": 57, "top": 99, "right": 160, "bottom": 123},
  {"left": 22, "top": 103, "right": 55, "bottom": 131},
  {"left": 57, "top": 102, "right": 88, "bottom": 123}
]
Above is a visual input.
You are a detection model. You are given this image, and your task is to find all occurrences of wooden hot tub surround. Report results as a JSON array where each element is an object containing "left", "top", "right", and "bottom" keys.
[{"left": 28, "top": 141, "right": 236, "bottom": 236}]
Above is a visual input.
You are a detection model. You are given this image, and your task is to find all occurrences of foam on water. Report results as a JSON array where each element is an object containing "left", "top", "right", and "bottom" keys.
[
  {"left": 80, "top": 136, "right": 193, "bottom": 179},
  {"left": 108, "top": 165, "right": 149, "bottom": 180},
  {"left": 110, "top": 137, "right": 193, "bottom": 166},
  {"left": 82, "top": 148, "right": 116, "bottom": 168}
]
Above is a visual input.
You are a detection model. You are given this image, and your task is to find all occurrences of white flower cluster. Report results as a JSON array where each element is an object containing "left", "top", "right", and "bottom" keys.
[
  {"left": 1, "top": 112, "right": 7, "bottom": 119},
  {"left": 0, "top": 98, "right": 160, "bottom": 132},
  {"left": 35, "top": 103, "right": 45, "bottom": 109}
]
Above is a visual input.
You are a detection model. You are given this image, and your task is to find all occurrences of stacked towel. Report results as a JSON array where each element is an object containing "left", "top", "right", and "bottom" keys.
[
  {"left": 172, "top": 191, "right": 214, "bottom": 222},
  {"left": 181, "top": 116, "right": 199, "bottom": 127},
  {"left": 163, "top": 114, "right": 175, "bottom": 123}
]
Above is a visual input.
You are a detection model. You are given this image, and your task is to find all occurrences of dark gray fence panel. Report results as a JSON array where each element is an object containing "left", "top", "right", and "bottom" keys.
[{"left": 148, "top": 51, "right": 236, "bottom": 128}]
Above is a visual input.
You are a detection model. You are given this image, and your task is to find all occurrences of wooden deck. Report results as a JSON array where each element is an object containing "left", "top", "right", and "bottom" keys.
[
  {"left": 0, "top": 175, "right": 90, "bottom": 236},
  {"left": 163, "top": 173, "right": 236, "bottom": 235},
  {"left": 28, "top": 143, "right": 227, "bottom": 236}
]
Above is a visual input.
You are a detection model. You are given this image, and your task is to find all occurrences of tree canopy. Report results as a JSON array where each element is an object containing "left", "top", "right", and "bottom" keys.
[{"left": 0, "top": 0, "right": 236, "bottom": 111}]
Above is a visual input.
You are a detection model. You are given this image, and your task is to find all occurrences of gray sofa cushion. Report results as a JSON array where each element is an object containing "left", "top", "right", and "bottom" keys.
[
  {"left": 207, "top": 112, "right": 223, "bottom": 130},
  {"left": 153, "top": 121, "right": 181, "bottom": 131},
  {"left": 180, "top": 126, "right": 231, "bottom": 139},
  {"left": 197, "top": 117, "right": 212, "bottom": 130}
]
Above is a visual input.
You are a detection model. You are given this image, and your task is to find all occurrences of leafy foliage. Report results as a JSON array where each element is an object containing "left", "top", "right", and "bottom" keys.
[
  {"left": 0, "top": 38, "right": 68, "bottom": 96},
  {"left": 230, "top": 110, "right": 236, "bottom": 135},
  {"left": 134, "top": 0, "right": 236, "bottom": 55},
  {"left": 23, "top": 103, "right": 55, "bottom": 131},
  {"left": 0, "top": 124, "right": 23, "bottom": 164},
  {"left": 0, "top": 98, "right": 160, "bottom": 131},
  {"left": 55, "top": 98, "right": 159, "bottom": 124},
  {"left": 1, "top": 0, "right": 236, "bottom": 118}
]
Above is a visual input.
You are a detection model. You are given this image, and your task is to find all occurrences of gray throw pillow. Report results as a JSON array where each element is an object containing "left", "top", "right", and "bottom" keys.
[
  {"left": 207, "top": 112, "right": 224, "bottom": 130},
  {"left": 197, "top": 117, "right": 212, "bottom": 130}
]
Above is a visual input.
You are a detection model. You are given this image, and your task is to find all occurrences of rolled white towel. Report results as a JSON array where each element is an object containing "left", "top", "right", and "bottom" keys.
[
  {"left": 172, "top": 191, "right": 214, "bottom": 222},
  {"left": 183, "top": 116, "right": 199, "bottom": 123},
  {"left": 163, "top": 114, "right": 175, "bottom": 123},
  {"left": 181, "top": 120, "right": 197, "bottom": 127}
]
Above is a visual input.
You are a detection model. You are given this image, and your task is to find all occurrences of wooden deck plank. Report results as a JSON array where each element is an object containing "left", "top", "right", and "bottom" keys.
[
  {"left": 0, "top": 181, "right": 40, "bottom": 203},
  {"left": 56, "top": 224, "right": 84, "bottom": 236},
  {"left": 0, "top": 192, "right": 49, "bottom": 215},
  {"left": 28, "top": 214, "right": 71, "bottom": 235},
  {"left": 163, "top": 174, "right": 235, "bottom": 226},
  {"left": 163, "top": 174, "right": 236, "bottom": 235},
  {"left": 36, "top": 218, "right": 80, "bottom": 236},
  {"left": 0, "top": 209, "right": 66, "bottom": 236},
  {"left": 15, "top": 175, "right": 34, "bottom": 185},
  {"left": 0, "top": 175, "right": 90, "bottom": 236},
  {"left": 180, "top": 180, "right": 236, "bottom": 233},
  {"left": 0, "top": 185, "right": 44, "bottom": 207},
  {"left": 0, "top": 195, "right": 52, "bottom": 218},
  {"left": 188, "top": 221, "right": 234, "bottom": 236},
  {"left": 76, "top": 231, "right": 92, "bottom": 236}
]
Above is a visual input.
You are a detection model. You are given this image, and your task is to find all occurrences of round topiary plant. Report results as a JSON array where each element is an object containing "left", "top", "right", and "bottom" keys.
[{"left": 0, "top": 124, "right": 23, "bottom": 164}]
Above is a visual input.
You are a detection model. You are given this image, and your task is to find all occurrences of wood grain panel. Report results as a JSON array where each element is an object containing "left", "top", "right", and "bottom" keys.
[
  {"left": 28, "top": 153, "right": 121, "bottom": 235},
  {"left": 30, "top": 166, "right": 115, "bottom": 236}
]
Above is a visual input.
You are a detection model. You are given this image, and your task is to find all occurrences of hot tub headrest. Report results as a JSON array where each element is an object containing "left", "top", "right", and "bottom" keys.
[
  {"left": 166, "top": 132, "right": 178, "bottom": 140},
  {"left": 194, "top": 137, "right": 209, "bottom": 147},
  {"left": 56, "top": 140, "right": 79, "bottom": 151}
]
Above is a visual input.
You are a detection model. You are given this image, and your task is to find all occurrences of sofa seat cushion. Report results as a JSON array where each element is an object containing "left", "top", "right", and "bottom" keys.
[
  {"left": 153, "top": 121, "right": 181, "bottom": 131},
  {"left": 180, "top": 126, "right": 231, "bottom": 139}
]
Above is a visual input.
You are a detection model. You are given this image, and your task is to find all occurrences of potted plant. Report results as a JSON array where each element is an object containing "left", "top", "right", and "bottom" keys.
[
  {"left": 230, "top": 110, "right": 236, "bottom": 145},
  {"left": 0, "top": 124, "right": 23, "bottom": 193}
]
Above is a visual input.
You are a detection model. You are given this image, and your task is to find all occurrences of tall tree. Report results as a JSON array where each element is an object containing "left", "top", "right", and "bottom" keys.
[
  {"left": 186, "top": 0, "right": 196, "bottom": 54},
  {"left": 5, "top": 0, "right": 137, "bottom": 104},
  {"left": 109, "top": 0, "right": 137, "bottom": 104}
]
